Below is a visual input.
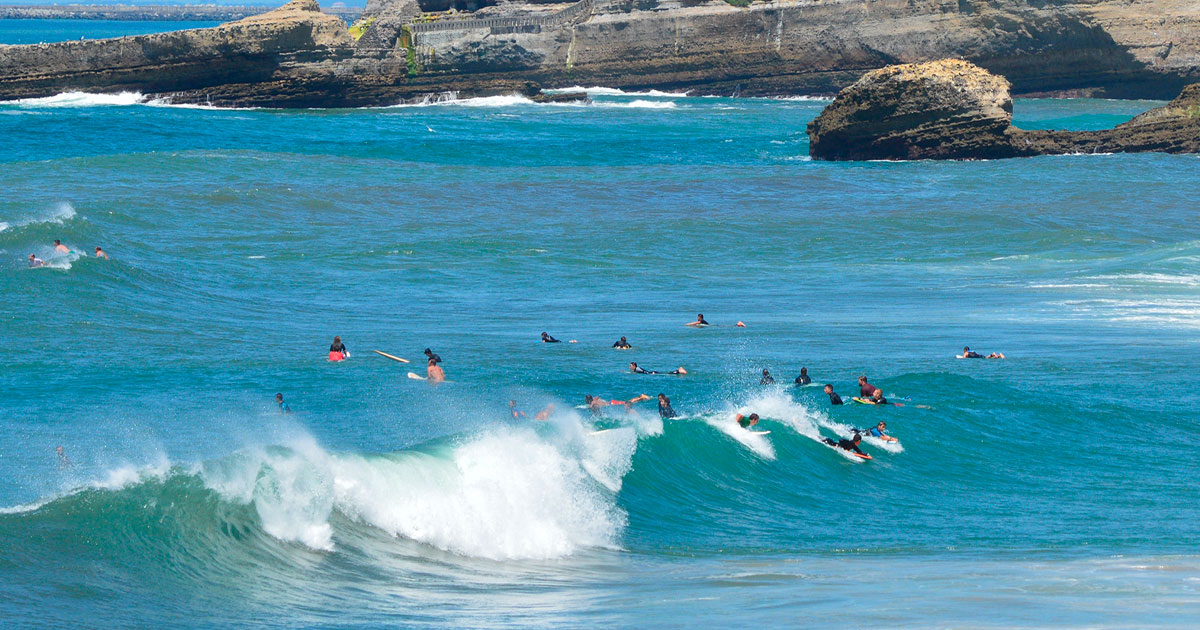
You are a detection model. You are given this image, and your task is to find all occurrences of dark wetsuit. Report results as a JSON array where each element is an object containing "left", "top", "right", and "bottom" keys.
[
  {"left": 542, "top": 334, "right": 561, "bottom": 343},
  {"left": 761, "top": 374, "right": 776, "bottom": 385},
  {"left": 828, "top": 391, "right": 843, "bottom": 405},
  {"left": 632, "top": 365, "right": 651, "bottom": 374},
  {"left": 613, "top": 340, "right": 632, "bottom": 349},
  {"left": 964, "top": 351, "right": 983, "bottom": 358},
  {"left": 823, "top": 437, "right": 865, "bottom": 455},
  {"left": 697, "top": 318, "right": 709, "bottom": 325},
  {"left": 330, "top": 342, "right": 348, "bottom": 354},
  {"left": 659, "top": 402, "right": 676, "bottom": 419},
  {"left": 795, "top": 374, "right": 811, "bottom": 385},
  {"left": 426, "top": 352, "right": 442, "bottom": 365},
  {"left": 872, "top": 396, "right": 889, "bottom": 405}
]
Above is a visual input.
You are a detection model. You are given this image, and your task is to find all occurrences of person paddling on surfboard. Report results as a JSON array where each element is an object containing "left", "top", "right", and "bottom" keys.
[
  {"left": 822, "top": 432, "right": 867, "bottom": 456},
  {"left": 630, "top": 362, "right": 686, "bottom": 375},
  {"left": 94, "top": 246, "right": 109, "bottom": 260},
  {"left": 612, "top": 336, "right": 632, "bottom": 349},
  {"left": 424, "top": 348, "right": 445, "bottom": 383},
  {"left": 824, "top": 384, "right": 844, "bottom": 405},
  {"left": 685, "top": 313, "right": 709, "bottom": 327},
  {"left": 735, "top": 413, "right": 759, "bottom": 429},
  {"left": 541, "top": 332, "right": 561, "bottom": 343},
  {"left": 794, "top": 367, "right": 811, "bottom": 386},
  {"left": 657, "top": 393, "right": 676, "bottom": 419},
  {"left": 28, "top": 254, "right": 45, "bottom": 268},
  {"left": 858, "top": 376, "right": 876, "bottom": 398},
  {"left": 329, "top": 336, "right": 348, "bottom": 361},
  {"left": 760, "top": 369, "right": 776, "bottom": 385},
  {"left": 866, "top": 421, "right": 897, "bottom": 442},
  {"left": 53, "top": 239, "right": 70, "bottom": 255}
]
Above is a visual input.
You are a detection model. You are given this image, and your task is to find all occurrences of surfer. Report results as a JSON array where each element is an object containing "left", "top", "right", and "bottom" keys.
[
  {"left": 657, "top": 393, "right": 676, "bottom": 419},
  {"left": 824, "top": 384, "right": 843, "bottom": 405},
  {"left": 735, "top": 412, "right": 759, "bottom": 429},
  {"left": 535, "top": 404, "right": 555, "bottom": 421},
  {"left": 822, "top": 433, "right": 867, "bottom": 455},
  {"left": 94, "top": 246, "right": 109, "bottom": 260},
  {"left": 541, "top": 332, "right": 561, "bottom": 343},
  {"left": 685, "top": 313, "right": 710, "bottom": 327},
  {"left": 28, "top": 254, "right": 45, "bottom": 268},
  {"left": 587, "top": 393, "right": 650, "bottom": 412},
  {"left": 794, "top": 367, "right": 811, "bottom": 386},
  {"left": 425, "top": 350, "right": 445, "bottom": 383},
  {"left": 870, "top": 389, "right": 889, "bottom": 405},
  {"left": 509, "top": 400, "right": 525, "bottom": 419},
  {"left": 275, "top": 393, "right": 290, "bottom": 414},
  {"left": 612, "top": 336, "right": 632, "bottom": 349},
  {"left": 56, "top": 445, "right": 72, "bottom": 469},
  {"left": 630, "top": 362, "right": 686, "bottom": 375},
  {"left": 760, "top": 369, "right": 776, "bottom": 385},
  {"left": 858, "top": 376, "right": 876, "bottom": 398},
  {"left": 962, "top": 346, "right": 1006, "bottom": 359},
  {"left": 329, "top": 336, "right": 348, "bottom": 361},
  {"left": 866, "top": 421, "right": 897, "bottom": 442},
  {"left": 53, "top": 239, "right": 70, "bottom": 255},
  {"left": 424, "top": 348, "right": 442, "bottom": 364}
]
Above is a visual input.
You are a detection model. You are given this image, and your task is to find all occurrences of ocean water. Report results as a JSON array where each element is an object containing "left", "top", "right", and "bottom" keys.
[
  {"left": 2, "top": 82, "right": 1199, "bottom": 628},
  {"left": 0, "top": 19, "right": 222, "bottom": 45}
]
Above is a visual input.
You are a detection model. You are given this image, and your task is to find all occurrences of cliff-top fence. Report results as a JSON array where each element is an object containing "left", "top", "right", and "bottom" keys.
[{"left": 406, "top": 0, "right": 594, "bottom": 35}]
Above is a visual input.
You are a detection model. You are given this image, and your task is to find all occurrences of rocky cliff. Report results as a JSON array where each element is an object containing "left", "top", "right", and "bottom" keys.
[
  {"left": 807, "top": 58, "right": 1200, "bottom": 160},
  {"left": 2, "top": 0, "right": 1200, "bottom": 107}
]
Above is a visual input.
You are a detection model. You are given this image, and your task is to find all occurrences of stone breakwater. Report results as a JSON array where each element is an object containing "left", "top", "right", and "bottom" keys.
[
  {"left": 3, "top": 0, "right": 1200, "bottom": 108},
  {"left": 807, "top": 59, "right": 1200, "bottom": 161}
]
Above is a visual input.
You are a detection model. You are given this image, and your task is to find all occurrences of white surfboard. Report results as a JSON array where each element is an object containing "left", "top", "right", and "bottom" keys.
[
  {"left": 374, "top": 350, "right": 410, "bottom": 363},
  {"left": 407, "top": 372, "right": 426, "bottom": 380}
]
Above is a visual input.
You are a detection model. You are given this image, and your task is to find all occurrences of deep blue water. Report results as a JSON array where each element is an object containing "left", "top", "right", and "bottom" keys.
[
  {"left": 0, "top": 19, "right": 222, "bottom": 44},
  {"left": 2, "top": 82, "right": 1199, "bottom": 627}
]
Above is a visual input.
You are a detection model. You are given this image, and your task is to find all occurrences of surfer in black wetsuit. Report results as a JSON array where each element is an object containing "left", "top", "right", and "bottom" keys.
[
  {"left": 822, "top": 433, "right": 866, "bottom": 455},
  {"left": 870, "top": 389, "right": 889, "bottom": 405},
  {"left": 330, "top": 336, "right": 348, "bottom": 358},
  {"left": 612, "top": 336, "right": 632, "bottom": 349},
  {"left": 824, "top": 384, "right": 843, "bottom": 405},
  {"left": 657, "top": 393, "right": 676, "bottom": 419},
  {"left": 631, "top": 362, "right": 686, "bottom": 375},
  {"left": 685, "top": 313, "right": 710, "bottom": 327},
  {"left": 424, "top": 348, "right": 442, "bottom": 365},
  {"left": 794, "top": 367, "right": 811, "bottom": 386},
  {"left": 541, "top": 332, "right": 561, "bottom": 343},
  {"left": 760, "top": 369, "right": 776, "bottom": 385},
  {"left": 736, "top": 413, "right": 759, "bottom": 428}
]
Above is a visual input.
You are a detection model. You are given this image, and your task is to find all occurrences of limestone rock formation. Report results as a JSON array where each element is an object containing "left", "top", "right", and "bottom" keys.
[{"left": 807, "top": 59, "right": 1200, "bottom": 160}]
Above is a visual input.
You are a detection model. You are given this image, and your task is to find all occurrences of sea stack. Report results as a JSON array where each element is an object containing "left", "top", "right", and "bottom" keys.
[{"left": 807, "top": 59, "right": 1200, "bottom": 161}]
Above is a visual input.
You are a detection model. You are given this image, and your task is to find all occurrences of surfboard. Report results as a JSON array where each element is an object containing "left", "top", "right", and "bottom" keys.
[
  {"left": 406, "top": 372, "right": 426, "bottom": 380},
  {"left": 851, "top": 397, "right": 878, "bottom": 405},
  {"left": 850, "top": 452, "right": 873, "bottom": 460},
  {"left": 747, "top": 430, "right": 771, "bottom": 435},
  {"left": 373, "top": 350, "right": 410, "bottom": 363}
]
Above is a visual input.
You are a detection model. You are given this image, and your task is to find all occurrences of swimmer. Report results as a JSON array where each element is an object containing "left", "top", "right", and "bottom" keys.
[
  {"left": 657, "top": 393, "right": 676, "bottom": 419},
  {"left": 760, "top": 369, "right": 776, "bottom": 385},
  {"left": 735, "top": 412, "right": 759, "bottom": 429},
  {"left": 824, "top": 384, "right": 843, "bottom": 405},
  {"left": 736, "top": 321, "right": 746, "bottom": 328},
  {"left": 794, "top": 367, "right": 811, "bottom": 386},
  {"left": 869, "top": 389, "right": 904, "bottom": 406},
  {"left": 822, "top": 433, "right": 866, "bottom": 455},
  {"left": 426, "top": 352, "right": 446, "bottom": 383},
  {"left": 329, "top": 336, "right": 348, "bottom": 360},
  {"left": 630, "top": 362, "right": 686, "bottom": 375},
  {"left": 53, "top": 239, "right": 70, "bottom": 254},
  {"left": 866, "top": 421, "right": 897, "bottom": 442},
  {"left": 275, "top": 393, "right": 290, "bottom": 414},
  {"left": 541, "top": 332, "right": 561, "bottom": 343},
  {"left": 94, "top": 247, "right": 109, "bottom": 260},
  {"left": 510, "top": 400, "right": 526, "bottom": 419},
  {"left": 56, "top": 445, "right": 72, "bottom": 469},
  {"left": 28, "top": 254, "right": 45, "bottom": 268},
  {"left": 612, "top": 336, "right": 632, "bottom": 349},
  {"left": 858, "top": 376, "right": 876, "bottom": 398},
  {"left": 962, "top": 346, "right": 1006, "bottom": 359},
  {"left": 535, "top": 404, "right": 555, "bottom": 421},
  {"left": 685, "top": 313, "right": 710, "bottom": 327}
]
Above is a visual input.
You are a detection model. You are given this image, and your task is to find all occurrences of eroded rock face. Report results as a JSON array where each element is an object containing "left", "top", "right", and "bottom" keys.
[{"left": 807, "top": 59, "right": 1200, "bottom": 160}]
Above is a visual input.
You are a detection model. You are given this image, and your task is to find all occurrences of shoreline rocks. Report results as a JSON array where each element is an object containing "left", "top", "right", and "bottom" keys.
[{"left": 808, "top": 59, "right": 1200, "bottom": 161}]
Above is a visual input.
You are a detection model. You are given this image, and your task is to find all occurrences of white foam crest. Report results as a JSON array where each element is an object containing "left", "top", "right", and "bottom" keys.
[
  {"left": 580, "top": 427, "right": 638, "bottom": 492},
  {"left": 598, "top": 99, "right": 677, "bottom": 109},
  {"left": 91, "top": 456, "right": 172, "bottom": 490},
  {"left": 741, "top": 390, "right": 893, "bottom": 458},
  {"left": 330, "top": 427, "right": 627, "bottom": 560},
  {"left": 387, "top": 93, "right": 537, "bottom": 108},
  {"left": 547, "top": 86, "right": 690, "bottom": 97},
  {"left": 1092, "top": 273, "right": 1200, "bottom": 286},
  {"left": 5, "top": 201, "right": 76, "bottom": 229},
  {"left": 9, "top": 91, "right": 144, "bottom": 108}
]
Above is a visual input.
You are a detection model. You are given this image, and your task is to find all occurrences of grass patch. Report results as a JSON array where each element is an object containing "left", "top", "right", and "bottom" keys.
[{"left": 723, "top": 0, "right": 750, "bottom": 6}]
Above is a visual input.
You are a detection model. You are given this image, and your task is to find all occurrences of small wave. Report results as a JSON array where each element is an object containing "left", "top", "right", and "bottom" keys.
[
  {"left": 2, "top": 201, "right": 76, "bottom": 230},
  {"left": 547, "top": 86, "right": 690, "bottom": 97},
  {"left": 7, "top": 91, "right": 144, "bottom": 108},
  {"left": 598, "top": 99, "right": 677, "bottom": 110},
  {"left": 386, "top": 93, "right": 537, "bottom": 108}
]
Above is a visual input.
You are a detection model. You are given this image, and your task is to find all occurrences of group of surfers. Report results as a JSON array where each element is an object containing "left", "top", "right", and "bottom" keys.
[{"left": 27, "top": 240, "right": 108, "bottom": 267}]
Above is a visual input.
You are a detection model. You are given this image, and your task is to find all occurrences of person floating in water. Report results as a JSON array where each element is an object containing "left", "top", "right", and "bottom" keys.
[
  {"left": 56, "top": 445, "right": 72, "bottom": 469},
  {"left": 94, "top": 246, "right": 109, "bottom": 260},
  {"left": 630, "top": 362, "right": 686, "bottom": 375},
  {"left": 735, "top": 412, "right": 760, "bottom": 429},
  {"left": 53, "top": 239, "right": 70, "bottom": 255},
  {"left": 760, "top": 369, "right": 776, "bottom": 385},
  {"left": 685, "top": 313, "right": 710, "bottom": 327},
  {"left": 961, "top": 346, "right": 1005, "bottom": 359},
  {"left": 858, "top": 376, "right": 876, "bottom": 398},
  {"left": 329, "top": 336, "right": 348, "bottom": 361},
  {"left": 657, "top": 393, "right": 676, "bottom": 419},
  {"left": 535, "top": 404, "right": 555, "bottom": 421},
  {"left": 509, "top": 400, "right": 526, "bottom": 419},
  {"left": 870, "top": 389, "right": 889, "bottom": 405},
  {"left": 865, "top": 421, "right": 897, "bottom": 442},
  {"left": 612, "top": 336, "right": 632, "bottom": 349},
  {"left": 822, "top": 433, "right": 867, "bottom": 455},
  {"left": 586, "top": 393, "right": 650, "bottom": 412},
  {"left": 425, "top": 348, "right": 445, "bottom": 383},
  {"left": 824, "top": 384, "right": 843, "bottom": 405},
  {"left": 794, "top": 367, "right": 811, "bottom": 386},
  {"left": 541, "top": 332, "right": 561, "bottom": 343},
  {"left": 275, "top": 393, "right": 290, "bottom": 414},
  {"left": 28, "top": 254, "right": 45, "bottom": 268}
]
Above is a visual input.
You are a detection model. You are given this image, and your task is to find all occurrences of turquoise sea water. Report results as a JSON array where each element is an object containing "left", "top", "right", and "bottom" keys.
[
  {"left": 2, "top": 79, "right": 1199, "bottom": 627},
  {"left": 0, "top": 19, "right": 222, "bottom": 45}
]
